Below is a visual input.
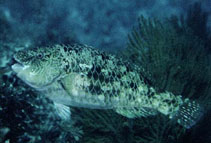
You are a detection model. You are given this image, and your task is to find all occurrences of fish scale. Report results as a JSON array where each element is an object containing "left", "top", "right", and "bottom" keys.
[
  {"left": 12, "top": 44, "right": 204, "bottom": 128},
  {"left": 57, "top": 45, "right": 181, "bottom": 114}
]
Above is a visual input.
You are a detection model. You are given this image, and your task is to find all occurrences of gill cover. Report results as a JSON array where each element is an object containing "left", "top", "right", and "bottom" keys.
[{"left": 12, "top": 46, "right": 62, "bottom": 89}]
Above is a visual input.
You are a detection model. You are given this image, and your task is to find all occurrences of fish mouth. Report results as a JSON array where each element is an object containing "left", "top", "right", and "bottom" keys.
[
  {"left": 11, "top": 55, "right": 25, "bottom": 73},
  {"left": 11, "top": 63, "right": 24, "bottom": 73}
]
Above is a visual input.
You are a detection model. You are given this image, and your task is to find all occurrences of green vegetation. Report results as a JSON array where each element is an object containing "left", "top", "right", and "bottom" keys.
[
  {"left": 121, "top": 3, "right": 211, "bottom": 143},
  {"left": 76, "top": 3, "right": 211, "bottom": 143},
  {"left": 125, "top": 16, "right": 211, "bottom": 101},
  {"left": 0, "top": 74, "right": 82, "bottom": 142},
  {"left": 73, "top": 108, "right": 185, "bottom": 143},
  {"left": 1, "top": 2, "right": 210, "bottom": 143}
]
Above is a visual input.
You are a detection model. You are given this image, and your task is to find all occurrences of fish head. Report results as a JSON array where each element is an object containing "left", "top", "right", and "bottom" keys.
[{"left": 12, "top": 46, "right": 63, "bottom": 89}]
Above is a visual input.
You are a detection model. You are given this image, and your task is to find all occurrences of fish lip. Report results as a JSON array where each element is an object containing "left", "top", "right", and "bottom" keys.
[
  {"left": 11, "top": 63, "right": 25, "bottom": 74},
  {"left": 12, "top": 54, "right": 25, "bottom": 66},
  {"left": 11, "top": 55, "right": 25, "bottom": 73}
]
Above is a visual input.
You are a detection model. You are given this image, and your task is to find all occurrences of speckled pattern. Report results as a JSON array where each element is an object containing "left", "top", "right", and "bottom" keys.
[{"left": 13, "top": 44, "right": 184, "bottom": 119}]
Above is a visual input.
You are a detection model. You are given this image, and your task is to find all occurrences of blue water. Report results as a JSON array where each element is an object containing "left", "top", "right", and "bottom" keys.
[{"left": 0, "top": 0, "right": 211, "bottom": 143}]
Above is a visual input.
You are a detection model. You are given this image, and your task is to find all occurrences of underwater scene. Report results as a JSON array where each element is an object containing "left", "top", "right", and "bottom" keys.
[{"left": 0, "top": 0, "right": 211, "bottom": 143}]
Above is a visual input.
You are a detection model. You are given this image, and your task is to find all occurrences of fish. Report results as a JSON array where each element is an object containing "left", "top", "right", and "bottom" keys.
[{"left": 11, "top": 44, "right": 203, "bottom": 129}]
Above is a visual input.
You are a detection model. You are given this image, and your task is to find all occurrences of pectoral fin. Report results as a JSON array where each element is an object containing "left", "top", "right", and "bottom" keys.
[{"left": 54, "top": 102, "right": 71, "bottom": 120}]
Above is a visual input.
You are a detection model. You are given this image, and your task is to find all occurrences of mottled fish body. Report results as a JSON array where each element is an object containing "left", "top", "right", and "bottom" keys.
[{"left": 12, "top": 44, "right": 203, "bottom": 128}]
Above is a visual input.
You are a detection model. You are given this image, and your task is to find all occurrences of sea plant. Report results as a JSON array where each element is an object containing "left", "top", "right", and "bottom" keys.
[
  {"left": 124, "top": 16, "right": 211, "bottom": 101},
  {"left": 122, "top": 10, "right": 211, "bottom": 143}
]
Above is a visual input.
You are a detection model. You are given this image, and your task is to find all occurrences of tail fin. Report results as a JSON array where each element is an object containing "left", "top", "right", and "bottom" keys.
[{"left": 175, "top": 100, "right": 203, "bottom": 129}]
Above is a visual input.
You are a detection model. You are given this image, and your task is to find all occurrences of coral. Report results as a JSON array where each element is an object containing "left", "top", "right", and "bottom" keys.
[
  {"left": 121, "top": 4, "right": 211, "bottom": 142},
  {"left": 72, "top": 108, "right": 131, "bottom": 143},
  {"left": 72, "top": 108, "right": 186, "bottom": 143},
  {"left": 0, "top": 73, "right": 82, "bottom": 143},
  {"left": 0, "top": 1, "right": 210, "bottom": 143},
  {"left": 69, "top": 3, "right": 211, "bottom": 143},
  {"left": 125, "top": 16, "right": 211, "bottom": 101}
]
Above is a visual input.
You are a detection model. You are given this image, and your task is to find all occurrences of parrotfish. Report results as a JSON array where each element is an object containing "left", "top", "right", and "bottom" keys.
[{"left": 12, "top": 44, "right": 203, "bottom": 128}]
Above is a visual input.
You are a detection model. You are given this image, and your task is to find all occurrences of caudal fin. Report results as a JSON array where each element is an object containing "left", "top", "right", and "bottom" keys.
[{"left": 175, "top": 100, "right": 203, "bottom": 129}]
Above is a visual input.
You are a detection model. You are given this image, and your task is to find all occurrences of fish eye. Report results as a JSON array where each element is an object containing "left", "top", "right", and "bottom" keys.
[{"left": 37, "top": 53, "right": 43, "bottom": 58}]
